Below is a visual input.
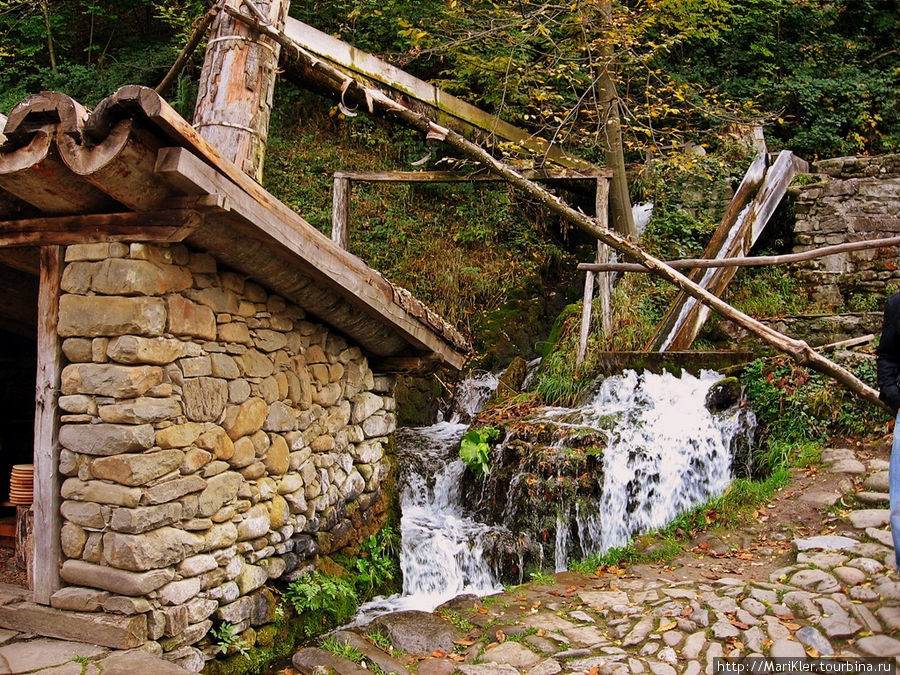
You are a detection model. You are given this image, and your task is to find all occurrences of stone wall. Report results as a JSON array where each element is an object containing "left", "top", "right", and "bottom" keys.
[
  {"left": 50, "top": 242, "right": 396, "bottom": 671},
  {"left": 791, "top": 154, "right": 900, "bottom": 307}
]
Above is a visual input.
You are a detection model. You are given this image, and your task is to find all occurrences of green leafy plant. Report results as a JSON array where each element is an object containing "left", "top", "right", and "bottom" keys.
[
  {"left": 339, "top": 523, "right": 401, "bottom": 596},
  {"left": 459, "top": 426, "right": 500, "bottom": 477},
  {"left": 528, "top": 570, "right": 555, "bottom": 585},
  {"left": 210, "top": 621, "right": 248, "bottom": 657},
  {"left": 320, "top": 635, "right": 364, "bottom": 662},
  {"left": 283, "top": 572, "right": 359, "bottom": 636}
]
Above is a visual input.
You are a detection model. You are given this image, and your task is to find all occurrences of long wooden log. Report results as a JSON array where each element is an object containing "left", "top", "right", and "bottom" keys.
[
  {"left": 237, "top": 12, "right": 887, "bottom": 410},
  {"left": 333, "top": 169, "right": 610, "bottom": 182},
  {"left": 193, "top": 0, "right": 290, "bottom": 180},
  {"left": 578, "top": 236, "right": 900, "bottom": 273}
]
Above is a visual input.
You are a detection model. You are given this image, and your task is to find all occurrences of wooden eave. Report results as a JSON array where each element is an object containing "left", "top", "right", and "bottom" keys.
[{"left": 0, "top": 87, "right": 468, "bottom": 371}]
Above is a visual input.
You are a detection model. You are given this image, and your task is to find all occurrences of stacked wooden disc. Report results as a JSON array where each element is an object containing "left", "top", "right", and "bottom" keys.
[{"left": 9, "top": 464, "right": 33, "bottom": 505}]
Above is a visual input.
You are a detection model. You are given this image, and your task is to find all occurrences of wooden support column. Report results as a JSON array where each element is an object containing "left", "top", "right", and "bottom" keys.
[
  {"left": 33, "top": 245, "right": 62, "bottom": 604},
  {"left": 332, "top": 176, "right": 350, "bottom": 249},
  {"left": 577, "top": 270, "right": 595, "bottom": 366},
  {"left": 595, "top": 178, "right": 612, "bottom": 335},
  {"left": 193, "top": 0, "right": 290, "bottom": 180}
]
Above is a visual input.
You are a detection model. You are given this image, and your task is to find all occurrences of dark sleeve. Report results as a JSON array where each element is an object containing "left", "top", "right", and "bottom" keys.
[{"left": 877, "top": 294, "right": 900, "bottom": 412}]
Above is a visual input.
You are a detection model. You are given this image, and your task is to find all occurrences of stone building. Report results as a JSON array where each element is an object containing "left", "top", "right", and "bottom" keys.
[{"left": 0, "top": 86, "right": 467, "bottom": 670}]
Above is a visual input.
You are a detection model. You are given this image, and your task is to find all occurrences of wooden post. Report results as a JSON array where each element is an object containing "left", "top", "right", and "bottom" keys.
[
  {"left": 577, "top": 271, "right": 595, "bottom": 366},
  {"left": 33, "top": 245, "right": 62, "bottom": 604},
  {"left": 595, "top": 178, "right": 612, "bottom": 335},
  {"left": 332, "top": 176, "right": 351, "bottom": 249},
  {"left": 192, "top": 0, "right": 291, "bottom": 181}
]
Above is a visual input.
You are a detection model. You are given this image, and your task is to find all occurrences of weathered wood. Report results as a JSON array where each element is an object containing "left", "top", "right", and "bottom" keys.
[
  {"left": 155, "top": 146, "right": 467, "bottom": 367},
  {"left": 578, "top": 235, "right": 900, "bottom": 273},
  {"left": 14, "top": 506, "right": 33, "bottom": 579},
  {"left": 0, "top": 260, "right": 38, "bottom": 338},
  {"left": 280, "top": 16, "right": 598, "bottom": 174},
  {"left": 193, "top": 0, "right": 290, "bottom": 180},
  {"left": 595, "top": 178, "right": 612, "bottom": 335},
  {"left": 592, "top": 351, "right": 756, "bottom": 377},
  {"left": 331, "top": 176, "right": 350, "bottom": 249},
  {"left": 0, "top": 113, "right": 6, "bottom": 144},
  {"left": 33, "top": 245, "right": 62, "bottom": 604},
  {"left": 577, "top": 270, "right": 595, "bottom": 366},
  {"left": 816, "top": 334, "right": 875, "bottom": 351},
  {"left": 333, "top": 169, "right": 611, "bottom": 182},
  {"left": 155, "top": 1, "right": 223, "bottom": 95},
  {"left": 370, "top": 355, "right": 442, "bottom": 375},
  {"left": 0, "top": 210, "right": 203, "bottom": 247},
  {"left": 648, "top": 150, "right": 808, "bottom": 351}
]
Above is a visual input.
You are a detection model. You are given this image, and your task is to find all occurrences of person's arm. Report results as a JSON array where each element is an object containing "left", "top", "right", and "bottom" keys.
[{"left": 877, "top": 295, "right": 900, "bottom": 412}]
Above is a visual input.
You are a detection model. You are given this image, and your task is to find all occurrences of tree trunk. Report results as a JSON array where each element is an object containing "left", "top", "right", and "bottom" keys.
[
  {"left": 597, "top": 0, "right": 636, "bottom": 239},
  {"left": 193, "top": 0, "right": 290, "bottom": 181}
]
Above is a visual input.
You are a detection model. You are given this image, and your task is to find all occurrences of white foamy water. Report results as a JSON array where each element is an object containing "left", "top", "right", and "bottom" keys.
[{"left": 355, "top": 368, "right": 751, "bottom": 622}]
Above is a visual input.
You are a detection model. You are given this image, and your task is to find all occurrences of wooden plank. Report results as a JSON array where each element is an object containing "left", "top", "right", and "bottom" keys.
[
  {"left": 333, "top": 169, "right": 611, "bottom": 182},
  {"left": 595, "top": 178, "right": 612, "bottom": 335},
  {"left": 647, "top": 150, "right": 809, "bottom": 351},
  {"left": 369, "top": 355, "right": 442, "bottom": 375},
  {"left": 578, "top": 235, "right": 900, "bottom": 272},
  {"left": 331, "top": 176, "right": 350, "bottom": 249},
  {"left": 154, "top": 146, "right": 467, "bottom": 368},
  {"left": 282, "top": 17, "right": 598, "bottom": 173},
  {"left": 577, "top": 271, "right": 595, "bottom": 366},
  {"left": 33, "top": 245, "right": 62, "bottom": 605},
  {"left": 0, "top": 210, "right": 203, "bottom": 248}
]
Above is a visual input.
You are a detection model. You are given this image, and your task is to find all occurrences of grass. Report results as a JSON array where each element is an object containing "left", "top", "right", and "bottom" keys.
[
  {"left": 436, "top": 609, "right": 475, "bottom": 631},
  {"left": 570, "top": 466, "right": 792, "bottom": 571},
  {"left": 528, "top": 570, "right": 556, "bottom": 585},
  {"left": 320, "top": 636, "right": 364, "bottom": 663}
]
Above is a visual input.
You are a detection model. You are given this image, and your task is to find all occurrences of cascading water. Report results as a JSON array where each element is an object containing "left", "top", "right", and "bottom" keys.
[{"left": 356, "top": 367, "right": 753, "bottom": 622}]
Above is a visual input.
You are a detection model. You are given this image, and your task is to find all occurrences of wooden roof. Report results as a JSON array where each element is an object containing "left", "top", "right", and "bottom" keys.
[{"left": 0, "top": 86, "right": 468, "bottom": 372}]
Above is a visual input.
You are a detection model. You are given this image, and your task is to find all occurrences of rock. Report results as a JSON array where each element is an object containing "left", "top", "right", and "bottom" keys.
[
  {"left": 623, "top": 616, "right": 655, "bottom": 646},
  {"left": 62, "top": 478, "right": 141, "bottom": 507},
  {"left": 143, "top": 476, "right": 207, "bottom": 505},
  {"left": 792, "top": 535, "right": 859, "bottom": 552},
  {"left": 857, "top": 491, "right": 890, "bottom": 504},
  {"left": 866, "top": 528, "right": 894, "bottom": 547},
  {"left": 482, "top": 641, "right": 542, "bottom": 669},
  {"left": 110, "top": 503, "right": 182, "bottom": 534},
  {"left": 293, "top": 647, "right": 369, "bottom": 675},
  {"left": 237, "top": 564, "right": 268, "bottom": 595},
  {"left": 237, "top": 349, "right": 275, "bottom": 378},
  {"left": 50, "top": 587, "right": 110, "bottom": 612},
  {"left": 580, "top": 591, "right": 630, "bottom": 607},
  {"left": 237, "top": 503, "right": 270, "bottom": 540},
  {"left": 796, "top": 551, "right": 848, "bottom": 568},
  {"left": 198, "top": 471, "right": 242, "bottom": 517},
  {"left": 102, "top": 528, "right": 200, "bottom": 571},
  {"left": 182, "top": 377, "right": 228, "bottom": 422},
  {"left": 769, "top": 639, "right": 806, "bottom": 657},
  {"left": 156, "top": 423, "right": 205, "bottom": 449},
  {"left": 106, "top": 335, "right": 198, "bottom": 365},
  {"left": 849, "top": 509, "right": 890, "bottom": 529},
  {"left": 90, "top": 258, "right": 192, "bottom": 296},
  {"left": 457, "top": 667, "right": 520, "bottom": 675},
  {"left": 99, "top": 397, "right": 182, "bottom": 424},
  {"left": 0, "top": 638, "right": 107, "bottom": 672},
  {"left": 158, "top": 578, "right": 201, "bottom": 606},
  {"left": 264, "top": 401, "right": 296, "bottom": 432},
  {"left": 351, "top": 392, "right": 384, "bottom": 424},
  {"left": 59, "top": 294, "right": 166, "bottom": 337},
  {"left": 60, "top": 423, "right": 155, "bottom": 457},
  {"left": 795, "top": 627, "right": 833, "bottom": 655},
  {"left": 369, "top": 611, "right": 461, "bottom": 654},
  {"left": 60, "top": 560, "right": 174, "bottom": 595},
  {"left": 167, "top": 295, "right": 215, "bottom": 340},
  {"left": 832, "top": 566, "right": 867, "bottom": 585},
  {"left": 528, "top": 659, "right": 562, "bottom": 675},
  {"left": 830, "top": 459, "right": 866, "bottom": 474},
  {"left": 705, "top": 377, "right": 741, "bottom": 412},
  {"left": 710, "top": 620, "right": 739, "bottom": 639},
  {"left": 821, "top": 448, "right": 856, "bottom": 463},
  {"left": 819, "top": 614, "right": 862, "bottom": 639},
  {"left": 223, "top": 397, "right": 268, "bottom": 440},
  {"left": 798, "top": 491, "right": 841, "bottom": 506},
  {"left": 855, "top": 635, "right": 900, "bottom": 657},
  {"left": 92, "top": 449, "right": 184, "bottom": 486},
  {"left": 865, "top": 471, "right": 890, "bottom": 492},
  {"left": 98, "top": 648, "right": 193, "bottom": 675},
  {"left": 62, "top": 363, "right": 163, "bottom": 398},
  {"left": 102, "top": 595, "right": 152, "bottom": 615},
  {"left": 848, "top": 557, "right": 885, "bottom": 574},
  {"left": 682, "top": 631, "right": 706, "bottom": 660}
]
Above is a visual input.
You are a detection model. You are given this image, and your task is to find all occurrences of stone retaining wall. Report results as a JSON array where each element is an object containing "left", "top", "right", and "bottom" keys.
[
  {"left": 791, "top": 154, "right": 900, "bottom": 307},
  {"left": 50, "top": 242, "right": 395, "bottom": 670}
]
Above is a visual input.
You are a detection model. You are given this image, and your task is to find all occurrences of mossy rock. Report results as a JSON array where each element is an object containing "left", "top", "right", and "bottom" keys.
[
  {"left": 395, "top": 374, "right": 443, "bottom": 426},
  {"left": 485, "top": 356, "right": 529, "bottom": 408},
  {"left": 705, "top": 376, "right": 741, "bottom": 413}
]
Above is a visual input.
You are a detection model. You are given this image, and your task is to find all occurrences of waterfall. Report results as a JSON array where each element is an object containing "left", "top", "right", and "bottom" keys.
[{"left": 355, "top": 368, "right": 753, "bottom": 622}]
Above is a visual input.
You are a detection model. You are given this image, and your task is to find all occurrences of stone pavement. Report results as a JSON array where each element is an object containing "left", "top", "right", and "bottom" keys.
[
  {"left": 292, "top": 444, "right": 900, "bottom": 675},
  {"left": 0, "top": 586, "right": 190, "bottom": 674}
]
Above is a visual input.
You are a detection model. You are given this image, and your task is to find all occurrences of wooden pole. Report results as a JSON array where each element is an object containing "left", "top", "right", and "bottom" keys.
[
  {"left": 33, "top": 245, "right": 62, "bottom": 604},
  {"left": 156, "top": 1, "right": 223, "bottom": 96},
  {"left": 577, "top": 270, "right": 595, "bottom": 366},
  {"left": 595, "top": 178, "right": 612, "bottom": 334},
  {"left": 192, "top": 0, "right": 290, "bottom": 180},
  {"left": 229, "top": 13, "right": 887, "bottom": 410},
  {"left": 331, "top": 176, "right": 350, "bottom": 249},
  {"left": 577, "top": 236, "right": 900, "bottom": 273}
]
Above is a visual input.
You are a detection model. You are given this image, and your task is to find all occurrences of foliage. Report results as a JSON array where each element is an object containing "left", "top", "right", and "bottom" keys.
[
  {"left": 283, "top": 571, "right": 359, "bottom": 636},
  {"left": 210, "top": 622, "right": 248, "bottom": 657},
  {"left": 320, "top": 635, "right": 365, "bottom": 663},
  {"left": 459, "top": 426, "right": 500, "bottom": 477},
  {"left": 527, "top": 569, "right": 555, "bottom": 585},
  {"left": 741, "top": 356, "right": 888, "bottom": 474},
  {"left": 335, "top": 523, "right": 401, "bottom": 596}
]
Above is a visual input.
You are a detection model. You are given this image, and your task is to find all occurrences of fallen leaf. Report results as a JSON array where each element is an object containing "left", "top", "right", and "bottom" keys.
[
  {"left": 532, "top": 601, "right": 542, "bottom": 609},
  {"left": 783, "top": 623, "right": 801, "bottom": 631},
  {"left": 478, "top": 607, "right": 488, "bottom": 614},
  {"left": 449, "top": 654, "right": 465, "bottom": 662},
  {"left": 807, "top": 647, "right": 820, "bottom": 658},
  {"left": 731, "top": 621, "right": 749, "bottom": 630},
  {"left": 588, "top": 667, "right": 601, "bottom": 675},
  {"left": 453, "top": 639, "right": 475, "bottom": 646},
  {"left": 537, "top": 629, "right": 545, "bottom": 637},
  {"left": 485, "top": 642, "right": 499, "bottom": 650},
  {"left": 658, "top": 620, "right": 677, "bottom": 632},
  {"left": 496, "top": 630, "right": 506, "bottom": 643},
  {"left": 432, "top": 651, "right": 446, "bottom": 658}
]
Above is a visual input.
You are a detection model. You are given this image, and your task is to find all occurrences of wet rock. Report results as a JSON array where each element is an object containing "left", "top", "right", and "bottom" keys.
[
  {"left": 292, "top": 647, "right": 368, "bottom": 675},
  {"left": 796, "top": 626, "right": 834, "bottom": 654},
  {"left": 705, "top": 377, "right": 740, "bottom": 413},
  {"left": 368, "top": 611, "right": 461, "bottom": 655}
]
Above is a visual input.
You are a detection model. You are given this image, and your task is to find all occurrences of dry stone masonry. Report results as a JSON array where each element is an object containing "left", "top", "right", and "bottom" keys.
[
  {"left": 51, "top": 241, "right": 397, "bottom": 671},
  {"left": 791, "top": 154, "right": 900, "bottom": 307}
]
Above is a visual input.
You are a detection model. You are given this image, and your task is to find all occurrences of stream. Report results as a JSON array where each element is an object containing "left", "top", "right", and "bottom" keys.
[{"left": 355, "top": 368, "right": 754, "bottom": 622}]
